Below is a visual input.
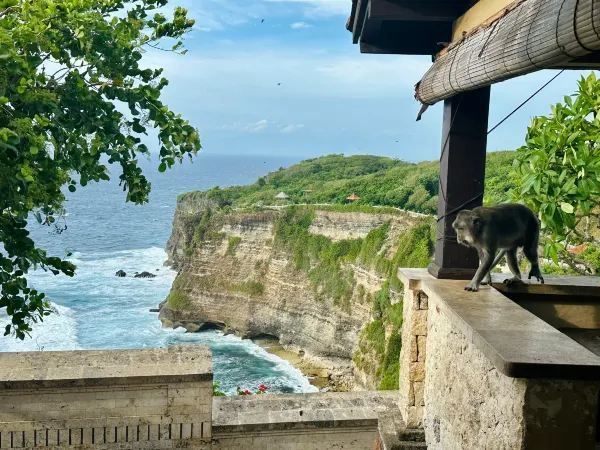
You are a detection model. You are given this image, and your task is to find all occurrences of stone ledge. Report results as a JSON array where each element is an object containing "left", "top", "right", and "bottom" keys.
[
  {"left": 399, "top": 268, "right": 600, "bottom": 379},
  {"left": 0, "top": 346, "right": 212, "bottom": 390},
  {"left": 214, "top": 392, "right": 383, "bottom": 432},
  {"left": 213, "top": 391, "right": 395, "bottom": 429},
  {"left": 213, "top": 391, "right": 426, "bottom": 449}
]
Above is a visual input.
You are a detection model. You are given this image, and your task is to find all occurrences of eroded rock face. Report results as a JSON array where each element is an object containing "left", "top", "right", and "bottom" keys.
[
  {"left": 161, "top": 203, "right": 423, "bottom": 389},
  {"left": 115, "top": 270, "right": 127, "bottom": 277}
]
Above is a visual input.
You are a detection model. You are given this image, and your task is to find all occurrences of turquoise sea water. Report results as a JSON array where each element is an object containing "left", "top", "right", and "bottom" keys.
[{"left": 0, "top": 153, "right": 318, "bottom": 395}]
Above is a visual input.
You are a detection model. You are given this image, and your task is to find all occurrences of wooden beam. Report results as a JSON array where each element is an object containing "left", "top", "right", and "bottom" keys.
[
  {"left": 368, "top": 0, "right": 467, "bottom": 22},
  {"left": 352, "top": 0, "right": 369, "bottom": 44},
  {"left": 360, "top": 20, "right": 453, "bottom": 55},
  {"left": 552, "top": 53, "right": 600, "bottom": 68},
  {"left": 451, "top": 0, "right": 518, "bottom": 41},
  {"left": 428, "top": 87, "right": 490, "bottom": 280}
]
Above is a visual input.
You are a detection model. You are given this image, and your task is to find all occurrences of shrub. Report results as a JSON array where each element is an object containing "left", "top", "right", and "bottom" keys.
[
  {"left": 227, "top": 236, "right": 242, "bottom": 255},
  {"left": 230, "top": 280, "right": 265, "bottom": 297}
]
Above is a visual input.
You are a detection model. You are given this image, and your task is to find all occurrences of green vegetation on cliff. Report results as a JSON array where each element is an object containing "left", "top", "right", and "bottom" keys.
[
  {"left": 179, "top": 152, "right": 516, "bottom": 215},
  {"left": 353, "top": 224, "right": 434, "bottom": 390},
  {"left": 272, "top": 206, "right": 434, "bottom": 389}
]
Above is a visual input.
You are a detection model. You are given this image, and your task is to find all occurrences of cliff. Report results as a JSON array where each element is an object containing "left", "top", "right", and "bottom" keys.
[{"left": 161, "top": 194, "right": 433, "bottom": 390}]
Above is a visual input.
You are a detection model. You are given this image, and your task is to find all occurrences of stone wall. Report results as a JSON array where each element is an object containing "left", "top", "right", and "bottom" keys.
[
  {"left": 398, "top": 283, "right": 428, "bottom": 428},
  {"left": 211, "top": 391, "right": 423, "bottom": 450},
  {"left": 0, "top": 347, "right": 212, "bottom": 449},
  {"left": 424, "top": 293, "right": 599, "bottom": 450},
  {"left": 398, "top": 269, "right": 600, "bottom": 450},
  {"left": 0, "top": 346, "right": 427, "bottom": 450}
]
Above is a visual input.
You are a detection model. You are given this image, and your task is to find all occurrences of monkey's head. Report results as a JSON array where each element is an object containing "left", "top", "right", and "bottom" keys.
[{"left": 452, "top": 210, "right": 482, "bottom": 247}]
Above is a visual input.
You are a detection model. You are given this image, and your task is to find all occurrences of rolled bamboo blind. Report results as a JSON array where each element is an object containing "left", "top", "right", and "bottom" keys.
[{"left": 415, "top": 0, "right": 600, "bottom": 106}]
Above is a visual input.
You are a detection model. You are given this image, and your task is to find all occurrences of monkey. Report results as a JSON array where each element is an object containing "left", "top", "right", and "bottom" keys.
[{"left": 452, "top": 203, "right": 544, "bottom": 292}]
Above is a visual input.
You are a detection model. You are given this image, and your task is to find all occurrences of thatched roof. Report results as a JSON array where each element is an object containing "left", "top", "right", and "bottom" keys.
[
  {"left": 275, "top": 192, "right": 289, "bottom": 199},
  {"left": 415, "top": 0, "right": 600, "bottom": 106},
  {"left": 346, "top": 193, "right": 361, "bottom": 201}
]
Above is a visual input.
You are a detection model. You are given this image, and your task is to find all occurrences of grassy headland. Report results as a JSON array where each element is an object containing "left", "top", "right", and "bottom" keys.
[
  {"left": 172, "top": 152, "right": 516, "bottom": 389},
  {"left": 178, "top": 151, "right": 516, "bottom": 214}
]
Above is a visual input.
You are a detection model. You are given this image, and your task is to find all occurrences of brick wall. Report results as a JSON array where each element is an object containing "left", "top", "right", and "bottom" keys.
[{"left": 398, "top": 286, "right": 428, "bottom": 428}]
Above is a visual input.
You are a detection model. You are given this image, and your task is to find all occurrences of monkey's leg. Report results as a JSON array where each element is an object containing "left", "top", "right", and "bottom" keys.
[
  {"left": 482, "top": 250, "right": 506, "bottom": 285},
  {"left": 466, "top": 249, "right": 496, "bottom": 292},
  {"left": 524, "top": 240, "right": 544, "bottom": 284},
  {"left": 503, "top": 248, "right": 524, "bottom": 286},
  {"left": 478, "top": 250, "right": 492, "bottom": 285}
]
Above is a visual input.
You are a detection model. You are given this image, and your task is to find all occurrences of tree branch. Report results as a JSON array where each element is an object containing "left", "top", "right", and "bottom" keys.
[{"left": 0, "top": 5, "right": 19, "bottom": 19}]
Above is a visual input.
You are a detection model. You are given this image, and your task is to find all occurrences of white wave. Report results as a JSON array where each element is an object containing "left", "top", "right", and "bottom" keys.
[
  {"left": 29, "top": 246, "right": 176, "bottom": 293},
  {"left": 5, "top": 247, "right": 317, "bottom": 393},
  {"left": 234, "top": 335, "right": 319, "bottom": 393},
  {"left": 0, "top": 304, "right": 79, "bottom": 352},
  {"left": 169, "top": 330, "right": 318, "bottom": 394}
]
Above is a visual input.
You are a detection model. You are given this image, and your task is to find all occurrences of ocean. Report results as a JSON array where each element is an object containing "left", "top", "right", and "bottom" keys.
[{"left": 0, "top": 152, "right": 319, "bottom": 395}]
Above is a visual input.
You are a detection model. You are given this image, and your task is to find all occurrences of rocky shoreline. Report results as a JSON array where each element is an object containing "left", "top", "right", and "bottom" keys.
[
  {"left": 157, "top": 307, "right": 354, "bottom": 391},
  {"left": 252, "top": 336, "right": 338, "bottom": 390}
]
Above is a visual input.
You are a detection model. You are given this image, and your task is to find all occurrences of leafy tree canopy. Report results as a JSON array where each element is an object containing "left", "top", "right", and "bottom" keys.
[
  {"left": 0, "top": 0, "right": 200, "bottom": 338},
  {"left": 513, "top": 72, "right": 600, "bottom": 270}
]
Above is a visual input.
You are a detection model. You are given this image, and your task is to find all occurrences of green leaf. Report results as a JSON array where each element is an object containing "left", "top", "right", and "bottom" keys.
[
  {"left": 560, "top": 202, "right": 574, "bottom": 214},
  {"left": 0, "top": 0, "right": 200, "bottom": 339},
  {"left": 158, "top": 162, "right": 167, "bottom": 172}
]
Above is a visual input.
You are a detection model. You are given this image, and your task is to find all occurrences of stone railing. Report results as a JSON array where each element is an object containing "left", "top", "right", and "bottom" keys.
[
  {"left": 398, "top": 269, "right": 600, "bottom": 450},
  {"left": 0, "top": 344, "right": 427, "bottom": 450},
  {"left": 0, "top": 346, "right": 212, "bottom": 449}
]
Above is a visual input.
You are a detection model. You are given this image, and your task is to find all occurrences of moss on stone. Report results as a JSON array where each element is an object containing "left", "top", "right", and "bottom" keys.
[
  {"left": 229, "top": 280, "right": 265, "bottom": 297},
  {"left": 378, "top": 330, "right": 402, "bottom": 390},
  {"left": 166, "top": 289, "right": 191, "bottom": 310}
]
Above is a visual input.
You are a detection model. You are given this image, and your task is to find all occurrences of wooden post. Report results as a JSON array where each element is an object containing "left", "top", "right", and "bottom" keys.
[{"left": 428, "top": 86, "right": 490, "bottom": 279}]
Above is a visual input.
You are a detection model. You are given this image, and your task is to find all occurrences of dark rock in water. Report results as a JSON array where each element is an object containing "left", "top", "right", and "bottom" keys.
[
  {"left": 134, "top": 271, "right": 156, "bottom": 279},
  {"left": 115, "top": 270, "right": 127, "bottom": 277}
]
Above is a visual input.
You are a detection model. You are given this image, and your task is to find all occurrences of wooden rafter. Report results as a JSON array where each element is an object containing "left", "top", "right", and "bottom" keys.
[{"left": 452, "top": 0, "right": 519, "bottom": 41}]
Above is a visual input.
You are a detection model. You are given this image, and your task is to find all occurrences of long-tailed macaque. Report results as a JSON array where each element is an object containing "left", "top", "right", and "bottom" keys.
[{"left": 452, "top": 203, "right": 544, "bottom": 292}]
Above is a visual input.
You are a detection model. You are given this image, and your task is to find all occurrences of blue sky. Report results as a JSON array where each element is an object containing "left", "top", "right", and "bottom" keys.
[{"left": 147, "top": 0, "right": 593, "bottom": 162}]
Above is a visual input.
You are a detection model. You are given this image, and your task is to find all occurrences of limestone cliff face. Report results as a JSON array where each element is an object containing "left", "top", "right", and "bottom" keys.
[{"left": 161, "top": 197, "right": 428, "bottom": 389}]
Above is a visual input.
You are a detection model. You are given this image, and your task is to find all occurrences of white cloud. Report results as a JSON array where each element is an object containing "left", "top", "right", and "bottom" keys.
[
  {"left": 175, "top": 0, "right": 266, "bottom": 32},
  {"left": 172, "top": 0, "right": 347, "bottom": 32},
  {"left": 290, "top": 21, "right": 313, "bottom": 29},
  {"left": 248, "top": 119, "right": 269, "bottom": 132},
  {"left": 145, "top": 50, "right": 431, "bottom": 100},
  {"left": 280, "top": 123, "right": 305, "bottom": 133},
  {"left": 221, "top": 120, "right": 270, "bottom": 133}
]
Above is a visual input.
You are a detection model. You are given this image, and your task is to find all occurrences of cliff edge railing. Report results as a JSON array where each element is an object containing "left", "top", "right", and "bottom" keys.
[{"left": 0, "top": 346, "right": 423, "bottom": 449}]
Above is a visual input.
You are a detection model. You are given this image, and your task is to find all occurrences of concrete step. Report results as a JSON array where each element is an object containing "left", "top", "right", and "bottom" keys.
[{"left": 377, "top": 410, "right": 426, "bottom": 450}]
